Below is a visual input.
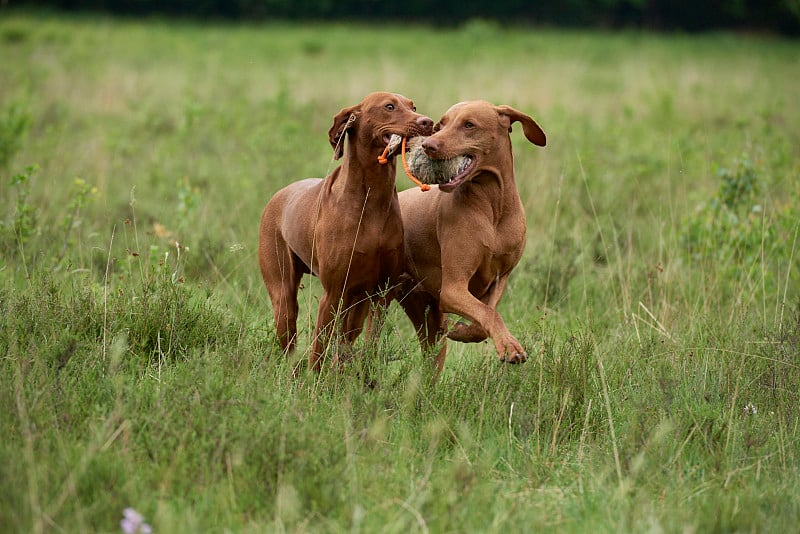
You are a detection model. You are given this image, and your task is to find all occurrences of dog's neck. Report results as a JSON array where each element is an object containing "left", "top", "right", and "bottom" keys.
[
  {"left": 455, "top": 150, "right": 520, "bottom": 226},
  {"left": 334, "top": 132, "right": 399, "bottom": 202}
]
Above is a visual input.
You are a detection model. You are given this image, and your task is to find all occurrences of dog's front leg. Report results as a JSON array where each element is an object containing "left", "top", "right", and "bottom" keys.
[
  {"left": 309, "top": 289, "right": 344, "bottom": 371},
  {"left": 447, "top": 275, "right": 509, "bottom": 343},
  {"left": 439, "top": 281, "right": 527, "bottom": 364}
]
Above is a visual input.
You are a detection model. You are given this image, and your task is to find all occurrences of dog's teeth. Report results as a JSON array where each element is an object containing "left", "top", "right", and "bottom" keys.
[{"left": 455, "top": 156, "right": 471, "bottom": 174}]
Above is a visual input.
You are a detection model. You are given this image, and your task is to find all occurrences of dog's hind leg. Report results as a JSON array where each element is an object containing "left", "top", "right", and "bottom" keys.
[
  {"left": 260, "top": 228, "right": 304, "bottom": 354},
  {"left": 399, "top": 289, "right": 448, "bottom": 373},
  {"left": 271, "top": 260, "right": 303, "bottom": 354},
  {"left": 448, "top": 322, "right": 489, "bottom": 343}
]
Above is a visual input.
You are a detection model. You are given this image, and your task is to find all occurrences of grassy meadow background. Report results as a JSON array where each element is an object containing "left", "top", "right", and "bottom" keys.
[{"left": 2, "top": 12, "right": 800, "bottom": 532}]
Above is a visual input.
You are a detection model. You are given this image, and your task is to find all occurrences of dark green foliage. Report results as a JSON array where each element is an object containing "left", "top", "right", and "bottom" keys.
[
  {"left": 8, "top": 0, "right": 800, "bottom": 34},
  {"left": 680, "top": 155, "right": 799, "bottom": 292},
  {"left": 3, "top": 165, "right": 38, "bottom": 247},
  {"left": 0, "top": 100, "right": 30, "bottom": 170}
]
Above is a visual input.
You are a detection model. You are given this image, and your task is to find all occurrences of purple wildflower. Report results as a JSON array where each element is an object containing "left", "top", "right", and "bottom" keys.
[{"left": 120, "top": 508, "right": 152, "bottom": 534}]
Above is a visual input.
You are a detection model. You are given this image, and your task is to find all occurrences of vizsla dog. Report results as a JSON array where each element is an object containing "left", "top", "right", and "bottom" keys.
[
  {"left": 258, "top": 92, "right": 433, "bottom": 371},
  {"left": 398, "top": 100, "right": 546, "bottom": 373}
]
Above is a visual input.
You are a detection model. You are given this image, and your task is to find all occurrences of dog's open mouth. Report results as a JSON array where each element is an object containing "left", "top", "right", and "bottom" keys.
[
  {"left": 382, "top": 134, "right": 403, "bottom": 158},
  {"left": 379, "top": 134, "right": 475, "bottom": 191},
  {"left": 400, "top": 137, "right": 477, "bottom": 190},
  {"left": 435, "top": 154, "right": 476, "bottom": 192}
]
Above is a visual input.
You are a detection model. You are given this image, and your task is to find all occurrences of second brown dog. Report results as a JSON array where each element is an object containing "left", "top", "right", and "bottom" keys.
[
  {"left": 398, "top": 100, "right": 546, "bottom": 373},
  {"left": 259, "top": 92, "right": 433, "bottom": 371}
]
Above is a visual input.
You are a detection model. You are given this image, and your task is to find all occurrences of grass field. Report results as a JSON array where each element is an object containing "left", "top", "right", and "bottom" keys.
[{"left": 2, "top": 12, "right": 800, "bottom": 532}]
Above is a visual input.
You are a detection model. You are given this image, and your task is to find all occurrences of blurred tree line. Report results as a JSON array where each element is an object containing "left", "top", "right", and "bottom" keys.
[{"left": 6, "top": 0, "right": 800, "bottom": 34}]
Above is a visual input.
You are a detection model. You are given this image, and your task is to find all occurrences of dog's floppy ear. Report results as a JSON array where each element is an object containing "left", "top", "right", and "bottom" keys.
[
  {"left": 328, "top": 104, "right": 360, "bottom": 160},
  {"left": 495, "top": 105, "right": 546, "bottom": 147}
]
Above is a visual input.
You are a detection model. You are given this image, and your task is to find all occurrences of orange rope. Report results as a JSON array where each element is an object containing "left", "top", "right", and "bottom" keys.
[
  {"left": 377, "top": 144, "right": 390, "bottom": 165},
  {"left": 401, "top": 137, "right": 430, "bottom": 191},
  {"left": 377, "top": 137, "right": 430, "bottom": 191}
]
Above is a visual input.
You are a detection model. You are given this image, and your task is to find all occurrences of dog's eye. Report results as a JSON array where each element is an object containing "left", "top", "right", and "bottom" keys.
[
  {"left": 385, "top": 103, "right": 395, "bottom": 111},
  {"left": 464, "top": 121, "right": 475, "bottom": 129},
  {"left": 411, "top": 106, "right": 417, "bottom": 112}
]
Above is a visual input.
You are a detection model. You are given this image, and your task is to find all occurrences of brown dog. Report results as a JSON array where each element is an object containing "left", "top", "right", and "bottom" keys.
[
  {"left": 259, "top": 92, "right": 433, "bottom": 371},
  {"left": 398, "top": 100, "right": 546, "bottom": 373}
]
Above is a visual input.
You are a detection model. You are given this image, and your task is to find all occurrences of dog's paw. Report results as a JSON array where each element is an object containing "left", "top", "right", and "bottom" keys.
[
  {"left": 494, "top": 333, "right": 527, "bottom": 364},
  {"left": 448, "top": 321, "right": 488, "bottom": 343},
  {"left": 500, "top": 351, "right": 528, "bottom": 364}
]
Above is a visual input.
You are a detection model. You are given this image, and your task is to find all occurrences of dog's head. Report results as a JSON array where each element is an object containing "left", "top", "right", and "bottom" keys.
[
  {"left": 328, "top": 92, "right": 433, "bottom": 160},
  {"left": 419, "top": 101, "right": 546, "bottom": 192}
]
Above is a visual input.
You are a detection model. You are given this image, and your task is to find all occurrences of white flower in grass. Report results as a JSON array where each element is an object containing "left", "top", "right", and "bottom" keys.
[
  {"left": 743, "top": 403, "right": 757, "bottom": 416},
  {"left": 121, "top": 508, "right": 152, "bottom": 534}
]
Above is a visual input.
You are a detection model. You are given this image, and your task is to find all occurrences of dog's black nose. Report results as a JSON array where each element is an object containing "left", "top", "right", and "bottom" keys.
[
  {"left": 416, "top": 116, "right": 434, "bottom": 135},
  {"left": 422, "top": 136, "right": 440, "bottom": 156}
]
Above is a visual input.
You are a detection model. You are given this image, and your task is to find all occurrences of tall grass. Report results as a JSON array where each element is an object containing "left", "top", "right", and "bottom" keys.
[{"left": 1, "top": 12, "right": 799, "bottom": 532}]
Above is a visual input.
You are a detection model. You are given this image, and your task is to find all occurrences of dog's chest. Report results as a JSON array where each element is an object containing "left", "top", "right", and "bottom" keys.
[
  {"left": 468, "top": 228, "right": 524, "bottom": 296},
  {"left": 490, "top": 212, "right": 525, "bottom": 260},
  {"left": 344, "top": 211, "right": 404, "bottom": 258}
]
